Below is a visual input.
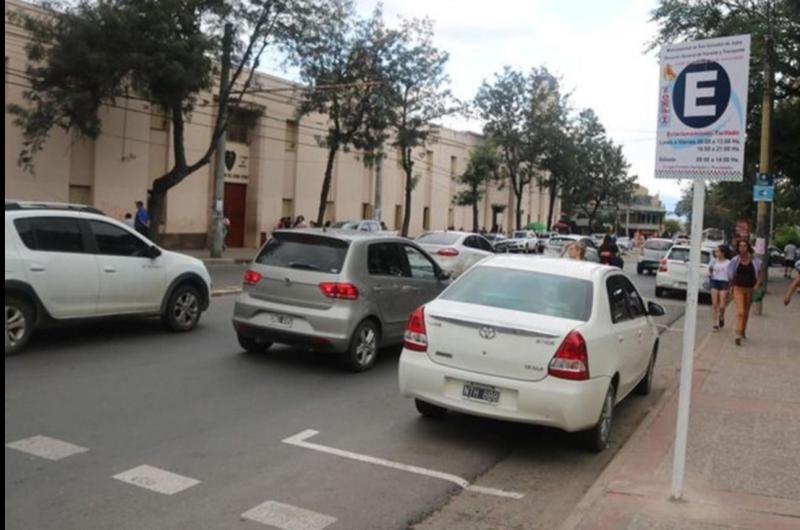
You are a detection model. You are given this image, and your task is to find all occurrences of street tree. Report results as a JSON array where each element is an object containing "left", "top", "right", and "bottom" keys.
[
  {"left": 452, "top": 142, "right": 500, "bottom": 233},
  {"left": 287, "top": 2, "right": 395, "bottom": 225},
  {"left": 8, "top": 0, "right": 320, "bottom": 242},
  {"left": 560, "top": 110, "right": 635, "bottom": 233},
  {"left": 385, "top": 18, "right": 455, "bottom": 237}
]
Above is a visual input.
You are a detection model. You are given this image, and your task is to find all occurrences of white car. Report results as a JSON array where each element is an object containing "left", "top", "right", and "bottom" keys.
[
  {"left": 544, "top": 235, "right": 600, "bottom": 262},
  {"left": 415, "top": 231, "right": 494, "bottom": 277},
  {"left": 331, "top": 220, "right": 383, "bottom": 232},
  {"left": 655, "top": 245, "right": 711, "bottom": 298},
  {"left": 399, "top": 256, "right": 664, "bottom": 451},
  {"left": 5, "top": 201, "right": 212, "bottom": 355},
  {"left": 497, "top": 230, "right": 540, "bottom": 253},
  {"left": 616, "top": 237, "right": 632, "bottom": 252}
]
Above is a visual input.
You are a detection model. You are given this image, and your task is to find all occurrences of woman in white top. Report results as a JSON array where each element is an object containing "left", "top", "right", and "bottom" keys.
[{"left": 709, "top": 244, "right": 731, "bottom": 331}]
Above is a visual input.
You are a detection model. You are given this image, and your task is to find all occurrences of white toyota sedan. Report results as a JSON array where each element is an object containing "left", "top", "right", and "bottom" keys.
[{"left": 398, "top": 256, "right": 664, "bottom": 451}]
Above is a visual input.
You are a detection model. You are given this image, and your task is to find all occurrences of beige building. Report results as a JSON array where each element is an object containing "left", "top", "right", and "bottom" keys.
[{"left": 4, "top": 0, "right": 559, "bottom": 248}]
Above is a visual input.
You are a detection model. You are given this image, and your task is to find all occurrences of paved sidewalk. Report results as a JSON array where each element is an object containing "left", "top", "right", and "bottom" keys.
[
  {"left": 174, "top": 247, "right": 258, "bottom": 264},
  {"left": 562, "top": 276, "right": 800, "bottom": 530}
]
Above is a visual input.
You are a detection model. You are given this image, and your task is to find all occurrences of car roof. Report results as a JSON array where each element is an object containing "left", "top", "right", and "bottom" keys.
[
  {"left": 550, "top": 234, "right": 587, "bottom": 241},
  {"left": 670, "top": 245, "right": 710, "bottom": 252},
  {"left": 5, "top": 200, "right": 104, "bottom": 215},
  {"left": 273, "top": 228, "right": 405, "bottom": 244},
  {"left": 647, "top": 238, "right": 673, "bottom": 243},
  {"left": 479, "top": 255, "right": 610, "bottom": 280}
]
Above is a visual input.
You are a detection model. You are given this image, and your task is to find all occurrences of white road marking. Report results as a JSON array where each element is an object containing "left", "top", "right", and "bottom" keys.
[
  {"left": 113, "top": 465, "right": 200, "bottom": 495},
  {"left": 242, "top": 500, "right": 337, "bottom": 530},
  {"left": 282, "top": 429, "right": 524, "bottom": 500},
  {"left": 6, "top": 435, "right": 88, "bottom": 461}
]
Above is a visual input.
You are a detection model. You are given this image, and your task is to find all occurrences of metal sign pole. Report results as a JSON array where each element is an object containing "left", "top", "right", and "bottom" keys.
[{"left": 670, "top": 178, "right": 706, "bottom": 500}]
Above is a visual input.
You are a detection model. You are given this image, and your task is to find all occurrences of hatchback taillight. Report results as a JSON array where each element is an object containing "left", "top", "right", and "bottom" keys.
[
  {"left": 437, "top": 248, "right": 460, "bottom": 257},
  {"left": 548, "top": 330, "right": 589, "bottom": 381},
  {"left": 659, "top": 259, "right": 668, "bottom": 272},
  {"left": 318, "top": 282, "right": 359, "bottom": 300},
  {"left": 403, "top": 306, "right": 428, "bottom": 352},
  {"left": 243, "top": 270, "right": 262, "bottom": 285}
]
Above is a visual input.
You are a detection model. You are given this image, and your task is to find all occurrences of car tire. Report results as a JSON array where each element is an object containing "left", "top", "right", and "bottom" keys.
[
  {"left": 237, "top": 333, "right": 272, "bottom": 354},
  {"left": 5, "top": 296, "right": 34, "bottom": 356},
  {"left": 163, "top": 284, "right": 202, "bottom": 332},
  {"left": 415, "top": 399, "right": 447, "bottom": 419},
  {"left": 342, "top": 319, "right": 380, "bottom": 372},
  {"left": 655, "top": 286, "right": 666, "bottom": 298},
  {"left": 634, "top": 345, "right": 657, "bottom": 396},
  {"left": 582, "top": 383, "right": 615, "bottom": 453}
]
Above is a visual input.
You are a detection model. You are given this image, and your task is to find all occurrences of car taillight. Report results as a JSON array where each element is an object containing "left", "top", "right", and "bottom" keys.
[
  {"left": 659, "top": 259, "right": 668, "bottom": 272},
  {"left": 437, "top": 248, "right": 460, "bottom": 257},
  {"left": 318, "top": 282, "right": 359, "bottom": 300},
  {"left": 548, "top": 330, "right": 589, "bottom": 381},
  {"left": 403, "top": 306, "right": 428, "bottom": 352},
  {"left": 243, "top": 270, "right": 262, "bottom": 285}
]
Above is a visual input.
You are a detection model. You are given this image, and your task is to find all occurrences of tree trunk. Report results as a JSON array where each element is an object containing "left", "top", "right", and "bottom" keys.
[
  {"left": 316, "top": 143, "right": 338, "bottom": 226},
  {"left": 147, "top": 172, "right": 182, "bottom": 244},
  {"left": 547, "top": 179, "right": 558, "bottom": 230},
  {"left": 472, "top": 201, "right": 479, "bottom": 233},
  {"left": 402, "top": 167, "right": 413, "bottom": 237},
  {"left": 514, "top": 188, "right": 523, "bottom": 231}
]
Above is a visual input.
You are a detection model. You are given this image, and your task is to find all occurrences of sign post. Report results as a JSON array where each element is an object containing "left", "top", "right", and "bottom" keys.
[{"left": 655, "top": 34, "right": 751, "bottom": 500}]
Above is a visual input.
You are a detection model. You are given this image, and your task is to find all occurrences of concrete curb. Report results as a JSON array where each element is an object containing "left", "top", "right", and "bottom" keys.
[
  {"left": 202, "top": 258, "right": 252, "bottom": 265},
  {"left": 558, "top": 315, "right": 712, "bottom": 530},
  {"left": 211, "top": 287, "right": 243, "bottom": 297}
]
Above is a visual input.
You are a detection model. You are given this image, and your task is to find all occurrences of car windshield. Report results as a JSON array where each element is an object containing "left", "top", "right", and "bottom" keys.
[
  {"left": 256, "top": 232, "right": 348, "bottom": 273},
  {"left": 441, "top": 266, "right": 593, "bottom": 321},
  {"left": 416, "top": 232, "right": 461, "bottom": 245},
  {"left": 645, "top": 239, "right": 672, "bottom": 251},
  {"left": 668, "top": 248, "right": 711, "bottom": 264},
  {"left": 548, "top": 237, "right": 572, "bottom": 248}
]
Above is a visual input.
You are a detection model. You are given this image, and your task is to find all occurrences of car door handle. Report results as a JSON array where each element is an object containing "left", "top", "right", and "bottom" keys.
[
  {"left": 103, "top": 266, "right": 118, "bottom": 274},
  {"left": 29, "top": 264, "right": 46, "bottom": 272},
  {"left": 400, "top": 285, "right": 417, "bottom": 292}
]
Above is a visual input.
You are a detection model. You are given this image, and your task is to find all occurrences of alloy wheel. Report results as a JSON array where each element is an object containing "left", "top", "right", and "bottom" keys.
[
  {"left": 6, "top": 305, "right": 27, "bottom": 348},
  {"left": 173, "top": 292, "right": 199, "bottom": 328},
  {"left": 355, "top": 327, "right": 377, "bottom": 367}
]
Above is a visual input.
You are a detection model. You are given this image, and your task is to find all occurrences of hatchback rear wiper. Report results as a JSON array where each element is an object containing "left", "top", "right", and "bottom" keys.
[{"left": 289, "top": 262, "right": 321, "bottom": 271}]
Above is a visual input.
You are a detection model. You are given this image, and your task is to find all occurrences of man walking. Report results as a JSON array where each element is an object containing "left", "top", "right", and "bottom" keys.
[
  {"left": 134, "top": 201, "right": 150, "bottom": 237},
  {"left": 784, "top": 242, "right": 798, "bottom": 278}
]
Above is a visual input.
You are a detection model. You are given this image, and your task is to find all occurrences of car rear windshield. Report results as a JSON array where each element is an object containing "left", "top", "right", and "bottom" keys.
[
  {"left": 255, "top": 232, "right": 348, "bottom": 274},
  {"left": 416, "top": 232, "right": 461, "bottom": 245},
  {"left": 548, "top": 237, "right": 572, "bottom": 247},
  {"left": 441, "top": 266, "right": 593, "bottom": 321},
  {"left": 511, "top": 231, "right": 528, "bottom": 238},
  {"left": 644, "top": 240, "right": 672, "bottom": 251},
  {"left": 669, "top": 248, "right": 711, "bottom": 264}
]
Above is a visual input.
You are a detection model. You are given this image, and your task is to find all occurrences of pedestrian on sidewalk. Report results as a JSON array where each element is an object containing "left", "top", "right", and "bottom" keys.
[
  {"left": 784, "top": 242, "right": 798, "bottom": 278},
  {"left": 134, "top": 201, "right": 150, "bottom": 237},
  {"left": 785, "top": 260, "right": 800, "bottom": 306},
  {"left": 123, "top": 212, "right": 135, "bottom": 229},
  {"left": 727, "top": 239, "right": 762, "bottom": 346},
  {"left": 292, "top": 215, "right": 307, "bottom": 229},
  {"left": 709, "top": 244, "right": 731, "bottom": 332}
]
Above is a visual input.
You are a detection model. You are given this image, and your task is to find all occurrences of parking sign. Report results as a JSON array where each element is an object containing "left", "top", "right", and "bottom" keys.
[{"left": 655, "top": 35, "right": 751, "bottom": 181}]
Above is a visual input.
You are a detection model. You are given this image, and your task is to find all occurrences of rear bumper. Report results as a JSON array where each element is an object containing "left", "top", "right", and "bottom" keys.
[
  {"left": 638, "top": 260, "right": 660, "bottom": 271},
  {"left": 656, "top": 273, "right": 709, "bottom": 294},
  {"left": 398, "top": 350, "right": 609, "bottom": 432},
  {"left": 232, "top": 291, "right": 359, "bottom": 352}
]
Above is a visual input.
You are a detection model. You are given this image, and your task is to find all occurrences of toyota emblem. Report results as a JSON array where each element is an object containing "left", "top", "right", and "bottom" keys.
[{"left": 479, "top": 326, "right": 496, "bottom": 340}]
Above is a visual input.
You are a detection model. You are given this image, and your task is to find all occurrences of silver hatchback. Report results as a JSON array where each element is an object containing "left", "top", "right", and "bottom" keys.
[{"left": 233, "top": 230, "right": 451, "bottom": 371}]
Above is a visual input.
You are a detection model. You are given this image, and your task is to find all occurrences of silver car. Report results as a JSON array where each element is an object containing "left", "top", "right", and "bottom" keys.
[
  {"left": 637, "top": 238, "right": 673, "bottom": 275},
  {"left": 233, "top": 230, "right": 450, "bottom": 371}
]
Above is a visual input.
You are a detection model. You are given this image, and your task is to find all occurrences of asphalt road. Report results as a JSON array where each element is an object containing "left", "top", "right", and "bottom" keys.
[{"left": 5, "top": 260, "right": 688, "bottom": 530}]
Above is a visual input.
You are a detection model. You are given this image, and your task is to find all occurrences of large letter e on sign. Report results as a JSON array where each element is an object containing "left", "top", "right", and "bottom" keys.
[{"left": 672, "top": 61, "right": 731, "bottom": 128}]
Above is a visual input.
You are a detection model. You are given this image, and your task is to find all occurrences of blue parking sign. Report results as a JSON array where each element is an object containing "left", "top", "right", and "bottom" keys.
[{"left": 753, "top": 185, "right": 774, "bottom": 202}]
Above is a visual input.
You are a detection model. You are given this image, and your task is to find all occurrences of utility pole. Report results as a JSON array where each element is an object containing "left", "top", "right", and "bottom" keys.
[
  {"left": 373, "top": 147, "right": 383, "bottom": 222},
  {"left": 210, "top": 23, "right": 233, "bottom": 258},
  {"left": 754, "top": 32, "right": 773, "bottom": 315}
]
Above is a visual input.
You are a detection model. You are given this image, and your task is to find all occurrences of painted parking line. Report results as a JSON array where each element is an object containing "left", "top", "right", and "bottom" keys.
[
  {"left": 282, "top": 429, "right": 524, "bottom": 500},
  {"left": 6, "top": 435, "right": 88, "bottom": 461},
  {"left": 113, "top": 465, "right": 200, "bottom": 495},
  {"left": 242, "top": 500, "right": 337, "bottom": 530}
]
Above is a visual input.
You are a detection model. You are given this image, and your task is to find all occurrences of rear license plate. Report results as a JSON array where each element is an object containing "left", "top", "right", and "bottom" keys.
[
  {"left": 269, "top": 314, "right": 293, "bottom": 327},
  {"left": 462, "top": 382, "right": 500, "bottom": 404}
]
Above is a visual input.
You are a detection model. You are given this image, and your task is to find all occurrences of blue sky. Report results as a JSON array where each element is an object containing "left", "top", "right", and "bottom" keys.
[{"left": 264, "top": 0, "right": 686, "bottom": 214}]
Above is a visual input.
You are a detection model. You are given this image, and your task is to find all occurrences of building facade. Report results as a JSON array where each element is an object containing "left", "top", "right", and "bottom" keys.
[
  {"left": 571, "top": 184, "right": 666, "bottom": 237},
  {"left": 4, "top": 0, "right": 560, "bottom": 248}
]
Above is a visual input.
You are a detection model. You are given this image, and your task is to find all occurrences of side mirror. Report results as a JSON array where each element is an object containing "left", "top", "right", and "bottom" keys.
[
  {"left": 647, "top": 301, "right": 666, "bottom": 317},
  {"left": 148, "top": 245, "right": 162, "bottom": 259},
  {"left": 437, "top": 269, "right": 452, "bottom": 281}
]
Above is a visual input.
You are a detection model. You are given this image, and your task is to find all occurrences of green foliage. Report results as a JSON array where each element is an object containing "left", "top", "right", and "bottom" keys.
[
  {"left": 453, "top": 142, "right": 500, "bottom": 232},
  {"left": 774, "top": 225, "right": 800, "bottom": 248},
  {"left": 663, "top": 218, "right": 683, "bottom": 237}
]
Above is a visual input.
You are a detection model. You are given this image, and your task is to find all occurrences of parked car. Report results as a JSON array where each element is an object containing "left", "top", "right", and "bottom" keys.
[
  {"left": 544, "top": 235, "right": 600, "bottom": 262},
  {"left": 415, "top": 231, "right": 495, "bottom": 277},
  {"left": 496, "top": 230, "right": 540, "bottom": 253},
  {"left": 5, "top": 200, "right": 212, "bottom": 355},
  {"left": 768, "top": 245, "right": 785, "bottom": 267},
  {"left": 591, "top": 233, "right": 607, "bottom": 247},
  {"left": 330, "top": 220, "right": 383, "bottom": 232},
  {"left": 536, "top": 232, "right": 558, "bottom": 253},
  {"left": 483, "top": 232, "right": 507, "bottom": 248},
  {"left": 655, "top": 245, "right": 711, "bottom": 298},
  {"left": 398, "top": 256, "right": 664, "bottom": 452},
  {"left": 233, "top": 230, "right": 450, "bottom": 371},
  {"left": 616, "top": 237, "right": 632, "bottom": 252},
  {"left": 637, "top": 238, "right": 673, "bottom": 275}
]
